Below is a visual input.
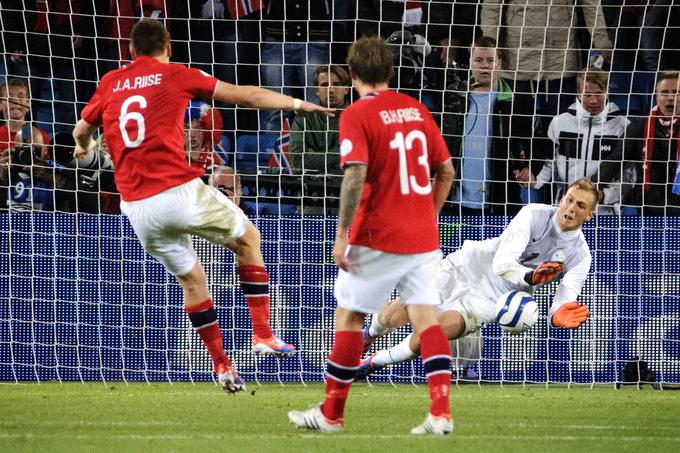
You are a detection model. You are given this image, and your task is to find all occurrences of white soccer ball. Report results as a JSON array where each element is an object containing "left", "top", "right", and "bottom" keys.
[{"left": 495, "top": 290, "right": 539, "bottom": 335}]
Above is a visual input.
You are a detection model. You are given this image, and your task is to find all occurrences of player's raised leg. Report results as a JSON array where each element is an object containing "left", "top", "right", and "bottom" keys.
[
  {"left": 179, "top": 261, "right": 245, "bottom": 393},
  {"left": 288, "top": 307, "right": 364, "bottom": 432},
  {"left": 406, "top": 304, "right": 453, "bottom": 435},
  {"left": 227, "top": 223, "right": 295, "bottom": 356}
]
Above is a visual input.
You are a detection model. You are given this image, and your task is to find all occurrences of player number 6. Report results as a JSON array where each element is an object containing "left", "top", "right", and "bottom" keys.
[{"left": 119, "top": 95, "right": 147, "bottom": 148}]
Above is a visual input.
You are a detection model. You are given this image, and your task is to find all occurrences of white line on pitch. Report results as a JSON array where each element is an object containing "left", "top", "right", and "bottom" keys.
[{"left": 0, "top": 433, "right": 679, "bottom": 442}]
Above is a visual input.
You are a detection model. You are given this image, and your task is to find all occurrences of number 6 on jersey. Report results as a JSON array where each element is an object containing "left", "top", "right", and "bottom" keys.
[{"left": 119, "top": 95, "right": 147, "bottom": 148}]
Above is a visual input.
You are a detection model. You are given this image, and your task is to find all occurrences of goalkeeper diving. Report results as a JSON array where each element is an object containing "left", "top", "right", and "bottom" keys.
[{"left": 357, "top": 178, "right": 596, "bottom": 378}]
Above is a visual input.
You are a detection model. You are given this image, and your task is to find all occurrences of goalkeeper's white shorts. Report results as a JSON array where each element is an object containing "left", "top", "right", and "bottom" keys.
[
  {"left": 435, "top": 254, "right": 496, "bottom": 336},
  {"left": 334, "top": 245, "right": 442, "bottom": 314},
  {"left": 120, "top": 178, "right": 249, "bottom": 277}
]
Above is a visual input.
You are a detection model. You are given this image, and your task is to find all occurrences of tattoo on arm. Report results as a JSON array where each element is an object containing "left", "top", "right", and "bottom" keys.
[{"left": 338, "top": 164, "right": 367, "bottom": 230}]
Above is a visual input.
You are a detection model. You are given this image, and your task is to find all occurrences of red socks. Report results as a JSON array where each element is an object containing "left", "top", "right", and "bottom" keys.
[
  {"left": 185, "top": 299, "right": 231, "bottom": 370},
  {"left": 420, "top": 325, "right": 452, "bottom": 418},
  {"left": 238, "top": 265, "right": 274, "bottom": 339},
  {"left": 322, "top": 330, "right": 363, "bottom": 421}
]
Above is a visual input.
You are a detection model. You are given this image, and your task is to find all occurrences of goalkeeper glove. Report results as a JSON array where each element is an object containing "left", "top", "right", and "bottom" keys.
[
  {"left": 524, "top": 261, "right": 565, "bottom": 285},
  {"left": 551, "top": 302, "right": 589, "bottom": 328}
]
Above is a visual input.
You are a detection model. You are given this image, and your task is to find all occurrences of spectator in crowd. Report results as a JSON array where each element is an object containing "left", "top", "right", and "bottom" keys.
[
  {"left": 258, "top": 0, "right": 334, "bottom": 134},
  {"left": 356, "top": 1, "right": 480, "bottom": 112},
  {"left": 0, "top": 1, "right": 34, "bottom": 78},
  {"left": 519, "top": 68, "right": 635, "bottom": 215},
  {"left": 290, "top": 64, "right": 350, "bottom": 214},
  {"left": 210, "top": 165, "right": 263, "bottom": 216},
  {"left": 0, "top": 126, "right": 61, "bottom": 211},
  {"left": 0, "top": 78, "right": 54, "bottom": 211},
  {"left": 442, "top": 37, "right": 537, "bottom": 216},
  {"left": 603, "top": 0, "right": 673, "bottom": 116},
  {"left": 356, "top": 0, "right": 430, "bottom": 40},
  {"left": 184, "top": 101, "right": 228, "bottom": 174},
  {"left": 171, "top": 0, "right": 264, "bottom": 135},
  {"left": 2, "top": 1, "right": 98, "bottom": 133},
  {"left": 427, "top": 0, "right": 481, "bottom": 69},
  {"left": 607, "top": 71, "right": 680, "bottom": 216},
  {"left": 359, "top": 0, "right": 481, "bottom": 42},
  {"left": 481, "top": 0, "right": 612, "bottom": 128},
  {"left": 0, "top": 79, "right": 51, "bottom": 152},
  {"left": 48, "top": 131, "right": 118, "bottom": 214},
  {"left": 290, "top": 64, "right": 349, "bottom": 175}
]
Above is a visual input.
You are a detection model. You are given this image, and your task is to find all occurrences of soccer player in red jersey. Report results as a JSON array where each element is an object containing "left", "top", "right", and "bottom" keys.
[
  {"left": 72, "top": 19, "right": 333, "bottom": 393},
  {"left": 288, "top": 36, "right": 456, "bottom": 434}
]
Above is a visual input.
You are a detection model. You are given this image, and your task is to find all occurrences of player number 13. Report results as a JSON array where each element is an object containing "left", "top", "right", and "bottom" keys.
[
  {"left": 119, "top": 95, "right": 147, "bottom": 148},
  {"left": 389, "top": 130, "right": 431, "bottom": 195}
]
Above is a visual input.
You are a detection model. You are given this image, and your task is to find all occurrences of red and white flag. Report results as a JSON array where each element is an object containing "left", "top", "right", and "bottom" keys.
[{"left": 267, "top": 117, "right": 292, "bottom": 174}]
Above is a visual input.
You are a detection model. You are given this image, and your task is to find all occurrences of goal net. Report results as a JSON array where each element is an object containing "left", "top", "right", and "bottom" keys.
[{"left": 0, "top": 1, "right": 679, "bottom": 387}]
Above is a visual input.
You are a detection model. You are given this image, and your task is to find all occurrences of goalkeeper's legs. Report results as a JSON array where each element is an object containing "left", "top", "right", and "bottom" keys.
[
  {"left": 370, "top": 299, "right": 410, "bottom": 335},
  {"left": 227, "top": 223, "right": 295, "bottom": 356},
  {"left": 364, "top": 310, "right": 466, "bottom": 371},
  {"left": 363, "top": 299, "right": 409, "bottom": 352}
]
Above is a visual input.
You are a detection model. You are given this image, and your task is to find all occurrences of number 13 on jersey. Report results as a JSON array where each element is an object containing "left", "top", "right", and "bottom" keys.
[{"left": 390, "top": 130, "right": 431, "bottom": 195}]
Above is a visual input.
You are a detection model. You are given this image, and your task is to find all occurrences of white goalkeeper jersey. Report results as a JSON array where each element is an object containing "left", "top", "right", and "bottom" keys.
[{"left": 443, "top": 204, "right": 591, "bottom": 317}]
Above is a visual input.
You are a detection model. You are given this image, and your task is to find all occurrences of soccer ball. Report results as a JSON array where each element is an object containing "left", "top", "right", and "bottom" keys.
[{"left": 495, "top": 290, "right": 538, "bottom": 335}]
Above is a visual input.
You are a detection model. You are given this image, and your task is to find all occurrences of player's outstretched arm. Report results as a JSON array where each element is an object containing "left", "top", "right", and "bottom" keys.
[
  {"left": 524, "top": 261, "right": 565, "bottom": 285},
  {"left": 432, "top": 159, "right": 454, "bottom": 216},
  {"left": 72, "top": 119, "right": 98, "bottom": 159},
  {"left": 551, "top": 301, "right": 589, "bottom": 328},
  {"left": 212, "top": 81, "right": 335, "bottom": 117}
]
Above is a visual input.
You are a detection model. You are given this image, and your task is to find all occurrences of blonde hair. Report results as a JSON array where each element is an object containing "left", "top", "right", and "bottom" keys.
[
  {"left": 568, "top": 178, "right": 599, "bottom": 207},
  {"left": 0, "top": 78, "right": 29, "bottom": 99},
  {"left": 577, "top": 67, "right": 609, "bottom": 93}
]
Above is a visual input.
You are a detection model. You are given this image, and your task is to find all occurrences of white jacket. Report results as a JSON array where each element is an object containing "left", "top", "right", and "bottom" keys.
[{"left": 534, "top": 100, "right": 633, "bottom": 214}]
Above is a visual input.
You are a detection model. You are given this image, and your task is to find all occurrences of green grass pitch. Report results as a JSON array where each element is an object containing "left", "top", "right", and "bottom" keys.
[{"left": 1, "top": 382, "right": 678, "bottom": 453}]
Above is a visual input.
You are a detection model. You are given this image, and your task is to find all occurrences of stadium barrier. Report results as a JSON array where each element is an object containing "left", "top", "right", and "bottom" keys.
[{"left": 1, "top": 212, "right": 678, "bottom": 385}]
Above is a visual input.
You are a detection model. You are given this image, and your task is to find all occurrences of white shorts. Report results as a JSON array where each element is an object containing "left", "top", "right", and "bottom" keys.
[
  {"left": 334, "top": 246, "right": 442, "bottom": 314},
  {"left": 435, "top": 254, "right": 497, "bottom": 336},
  {"left": 120, "top": 178, "right": 249, "bottom": 276}
]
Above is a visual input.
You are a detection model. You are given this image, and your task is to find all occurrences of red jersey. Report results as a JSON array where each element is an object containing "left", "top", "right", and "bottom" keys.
[
  {"left": 80, "top": 56, "right": 218, "bottom": 201},
  {"left": 339, "top": 90, "right": 450, "bottom": 253}
]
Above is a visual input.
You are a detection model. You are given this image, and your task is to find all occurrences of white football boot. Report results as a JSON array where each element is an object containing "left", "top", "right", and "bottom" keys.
[
  {"left": 410, "top": 413, "right": 453, "bottom": 435},
  {"left": 288, "top": 405, "right": 343, "bottom": 433}
]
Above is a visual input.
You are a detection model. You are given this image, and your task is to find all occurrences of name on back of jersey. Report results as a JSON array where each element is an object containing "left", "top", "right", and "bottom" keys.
[
  {"left": 113, "top": 73, "right": 163, "bottom": 92},
  {"left": 379, "top": 107, "right": 424, "bottom": 125}
]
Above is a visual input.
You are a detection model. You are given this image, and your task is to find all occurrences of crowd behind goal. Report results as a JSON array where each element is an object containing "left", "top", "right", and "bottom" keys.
[{"left": 1, "top": 1, "right": 679, "bottom": 216}]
